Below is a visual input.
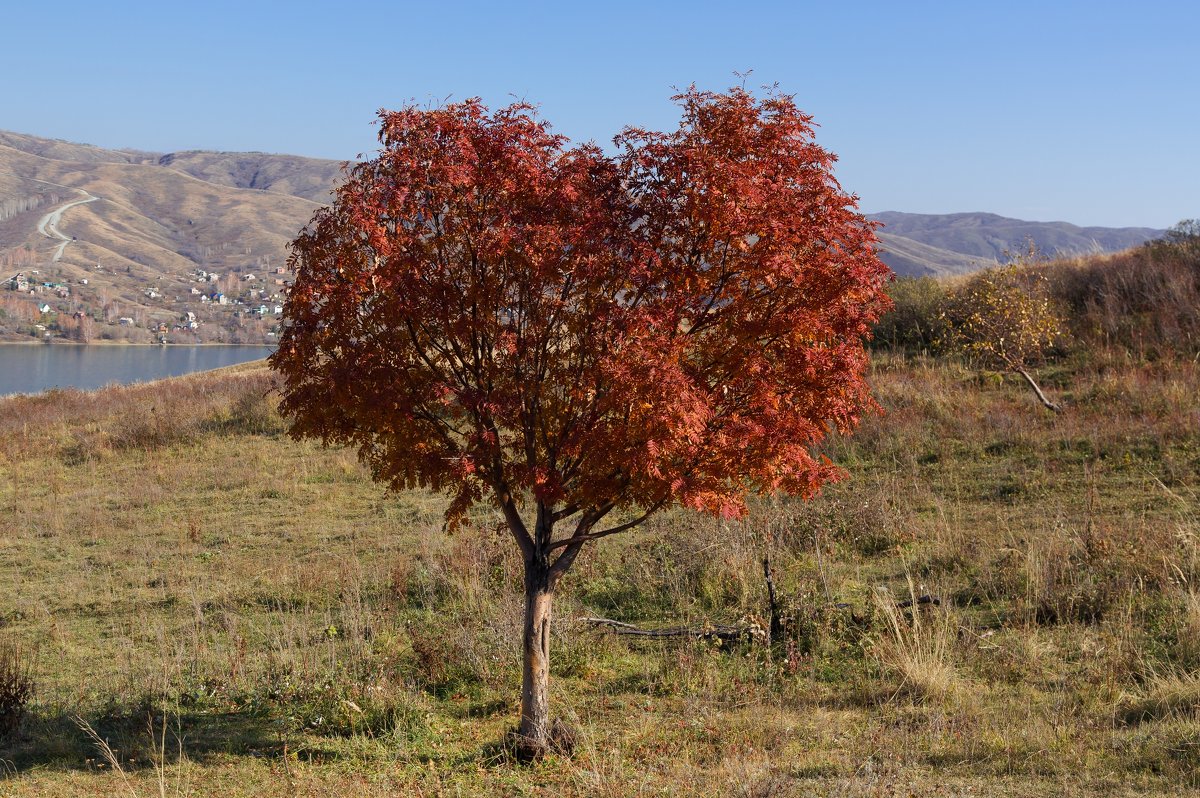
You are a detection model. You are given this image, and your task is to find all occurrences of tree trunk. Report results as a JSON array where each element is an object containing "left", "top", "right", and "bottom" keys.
[
  {"left": 516, "top": 561, "right": 553, "bottom": 759},
  {"left": 1015, "top": 367, "right": 1062, "bottom": 413}
]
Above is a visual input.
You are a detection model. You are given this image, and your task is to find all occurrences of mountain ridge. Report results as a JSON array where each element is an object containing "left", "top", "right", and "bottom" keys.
[
  {"left": 0, "top": 129, "right": 1169, "bottom": 342},
  {"left": 869, "top": 211, "right": 1163, "bottom": 276}
]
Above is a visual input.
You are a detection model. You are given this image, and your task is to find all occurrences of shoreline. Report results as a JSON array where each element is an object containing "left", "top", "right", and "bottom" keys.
[
  {"left": 0, "top": 357, "right": 272, "bottom": 400},
  {"left": 0, "top": 340, "right": 277, "bottom": 348},
  {"left": 0, "top": 345, "right": 276, "bottom": 398}
]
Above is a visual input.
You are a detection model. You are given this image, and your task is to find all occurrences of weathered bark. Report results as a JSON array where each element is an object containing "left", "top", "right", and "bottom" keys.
[
  {"left": 1015, "top": 367, "right": 1062, "bottom": 413},
  {"left": 516, "top": 560, "right": 554, "bottom": 758}
]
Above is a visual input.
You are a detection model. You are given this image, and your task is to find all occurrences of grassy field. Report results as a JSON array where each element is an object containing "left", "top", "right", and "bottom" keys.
[
  {"left": 2, "top": 233, "right": 1200, "bottom": 795},
  {"left": 0, "top": 335, "right": 1197, "bottom": 796}
]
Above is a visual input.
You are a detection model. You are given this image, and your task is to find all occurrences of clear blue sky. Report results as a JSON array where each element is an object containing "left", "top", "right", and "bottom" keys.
[{"left": 1, "top": 0, "right": 1194, "bottom": 228}]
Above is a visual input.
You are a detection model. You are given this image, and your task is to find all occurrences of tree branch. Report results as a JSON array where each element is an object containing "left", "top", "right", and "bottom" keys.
[
  {"left": 1014, "top": 367, "right": 1062, "bottom": 413},
  {"left": 496, "top": 490, "right": 534, "bottom": 562},
  {"left": 546, "top": 500, "right": 665, "bottom": 552}
]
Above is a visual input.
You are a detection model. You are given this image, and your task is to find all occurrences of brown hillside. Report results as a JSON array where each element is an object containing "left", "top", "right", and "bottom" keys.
[
  {"left": 0, "top": 136, "right": 332, "bottom": 343},
  {"left": 153, "top": 150, "right": 343, "bottom": 203}
]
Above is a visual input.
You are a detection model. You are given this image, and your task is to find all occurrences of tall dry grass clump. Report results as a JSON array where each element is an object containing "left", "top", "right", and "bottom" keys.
[
  {"left": 1042, "top": 232, "right": 1200, "bottom": 357},
  {"left": 1120, "top": 668, "right": 1200, "bottom": 725},
  {"left": 872, "top": 579, "right": 959, "bottom": 701},
  {"left": 1177, "top": 589, "right": 1200, "bottom": 665}
]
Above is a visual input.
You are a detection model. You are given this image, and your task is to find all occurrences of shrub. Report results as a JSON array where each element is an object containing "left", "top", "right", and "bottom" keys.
[
  {"left": 1043, "top": 225, "right": 1200, "bottom": 357},
  {"left": 939, "top": 263, "right": 1067, "bottom": 411},
  {"left": 0, "top": 636, "right": 34, "bottom": 741},
  {"left": 872, "top": 276, "right": 948, "bottom": 353},
  {"left": 203, "top": 389, "right": 285, "bottom": 436},
  {"left": 1152, "top": 219, "right": 1200, "bottom": 259},
  {"left": 227, "top": 390, "right": 285, "bottom": 435},
  {"left": 939, "top": 264, "right": 1066, "bottom": 370}
]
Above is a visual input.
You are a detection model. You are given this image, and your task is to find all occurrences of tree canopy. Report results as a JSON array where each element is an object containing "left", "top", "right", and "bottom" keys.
[{"left": 273, "top": 88, "right": 889, "bottom": 548}]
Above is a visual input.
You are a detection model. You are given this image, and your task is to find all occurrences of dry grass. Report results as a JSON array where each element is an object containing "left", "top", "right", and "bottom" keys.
[
  {"left": 1120, "top": 669, "right": 1200, "bottom": 724},
  {"left": 872, "top": 580, "right": 960, "bottom": 701},
  {"left": 1040, "top": 240, "right": 1200, "bottom": 356}
]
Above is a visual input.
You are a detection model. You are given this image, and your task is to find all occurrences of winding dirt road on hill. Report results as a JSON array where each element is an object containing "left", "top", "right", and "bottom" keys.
[{"left": 36, "top": 188, "right": 98, "bottom": 262}]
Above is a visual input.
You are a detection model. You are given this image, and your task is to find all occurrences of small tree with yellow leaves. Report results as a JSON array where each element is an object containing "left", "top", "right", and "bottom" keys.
[{"left": 940, "top": 263, "right": 1066, "bottom": 412}]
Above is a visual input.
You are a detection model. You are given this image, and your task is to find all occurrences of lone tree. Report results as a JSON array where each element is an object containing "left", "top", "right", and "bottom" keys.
[
  {"left": 270, "top": 87, "right": 891, "bottom": 758},
  {"left": 940, "top": 261, "right": 1066, "bottom": 412}
]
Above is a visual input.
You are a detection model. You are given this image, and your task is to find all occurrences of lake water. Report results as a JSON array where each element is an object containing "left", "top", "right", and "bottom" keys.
[{"left": 0, "top": 345, "right": 275, "bottom": 396}]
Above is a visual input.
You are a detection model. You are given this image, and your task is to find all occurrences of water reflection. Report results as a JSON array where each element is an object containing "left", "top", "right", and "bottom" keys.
[{"left": 0, "top": 345, "right": 275, "bottom": 396}]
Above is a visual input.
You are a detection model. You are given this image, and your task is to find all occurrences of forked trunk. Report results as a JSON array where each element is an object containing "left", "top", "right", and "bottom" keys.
[{"left": 516, "top": 562, "right": 553, "bottom": 759}]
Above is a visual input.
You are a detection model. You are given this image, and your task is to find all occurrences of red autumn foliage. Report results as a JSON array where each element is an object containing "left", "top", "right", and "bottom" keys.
[{"left": 270, "top": 86, "right": 891, "bottom": 752}]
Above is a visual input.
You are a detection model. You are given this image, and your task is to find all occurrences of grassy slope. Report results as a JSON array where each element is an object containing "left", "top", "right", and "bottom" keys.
[{"left": 0, "top": 342, "right": 1197, "bottom": 796}]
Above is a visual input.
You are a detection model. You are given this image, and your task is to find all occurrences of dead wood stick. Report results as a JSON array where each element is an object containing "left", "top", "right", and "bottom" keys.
[{"left": 578, "top": 616, "right": 748, "bottom": 643}]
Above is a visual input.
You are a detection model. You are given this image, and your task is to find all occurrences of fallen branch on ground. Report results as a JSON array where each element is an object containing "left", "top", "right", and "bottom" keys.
[
  {"left": 578, "top": 595, "right": 942, "bottom": 645},
  {"left": 577, "top": 617, "right": 749, "bottom": 643}
]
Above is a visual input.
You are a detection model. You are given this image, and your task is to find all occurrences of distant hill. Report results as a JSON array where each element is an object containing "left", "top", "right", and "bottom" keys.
[
  {"left": 871, "top": 211, "right": 1164, "bottom": 277},
  {"left": 0, "top": 129, "right": 1171, "bottom": 342},
  {"left": 0, "top": 130, "right": 342, "bottom": 200},
  {"left": 872, "top": 231, "right": 989, "bottom": 277},
  {"left": 0, "top": 132, "right": 343, "bottom": 343},
  {"left": 152, "top": 151, "right": 341, "bottom": 204}
]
